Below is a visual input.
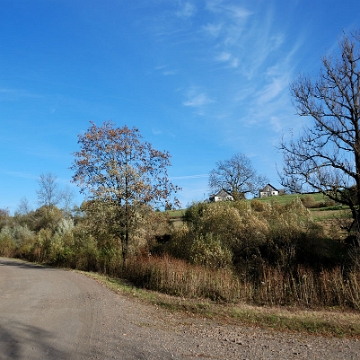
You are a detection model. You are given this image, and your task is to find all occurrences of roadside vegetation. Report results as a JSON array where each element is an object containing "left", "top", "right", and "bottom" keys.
[
  {"left": 1, "top": 28, "right": 360, "bottom": 337},
  {"left": 0, "top": 196, "right": 359, "bottom": 308},
  {"left": 1, "top": 195, "right": 360, "bottom": 337}
]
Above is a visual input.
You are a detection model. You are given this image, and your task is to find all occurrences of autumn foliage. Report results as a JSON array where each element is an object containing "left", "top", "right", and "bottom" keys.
[{"left": 70, "top": 121, "right": 180, "bottom": 265}]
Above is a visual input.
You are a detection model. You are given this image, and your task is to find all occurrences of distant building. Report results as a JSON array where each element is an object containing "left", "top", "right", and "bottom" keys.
[
  {"left": 209, "top": 189, "right": 234, "bottom": 202},
  {"left": 259, "top": 184, "right": 279, "bottom": 198}
]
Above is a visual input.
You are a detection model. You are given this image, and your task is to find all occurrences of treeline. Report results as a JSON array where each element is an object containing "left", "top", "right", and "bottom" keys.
[
  {"left": 0, "top": 202, "right": 161, "bottom": 274},
  {"left": 1, "top": 199, "right": 360, "bottom": 309}
]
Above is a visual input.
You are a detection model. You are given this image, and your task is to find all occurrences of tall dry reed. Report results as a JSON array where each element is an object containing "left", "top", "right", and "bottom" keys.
[{"left": 123, "top": 255, "right": 360, "bottom": 309}]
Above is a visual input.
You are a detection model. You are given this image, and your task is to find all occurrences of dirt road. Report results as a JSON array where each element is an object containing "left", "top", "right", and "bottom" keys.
[{"left": 1, "top": 257, "right": 360, "bottom": 359}]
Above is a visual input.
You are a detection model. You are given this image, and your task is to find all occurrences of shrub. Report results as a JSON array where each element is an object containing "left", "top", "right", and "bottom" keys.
[
  {"left": 301, "top": 194, "right": 315, "bottom": 208},
  {"left": 250, "top": 199, "right": 267, "bottom": 212},
  {"left": 0, "top": 231, "right": 16, "bottom": 257},
  {"left": 189, "top": 233, "right": 232, "bottom": 269}
]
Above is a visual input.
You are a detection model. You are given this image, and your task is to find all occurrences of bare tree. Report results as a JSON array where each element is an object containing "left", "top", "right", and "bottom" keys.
[
  {"left": 61, "top": 186, "right": 75, "bottom": 217},
  {"left": 16, "top": 197, "right": 31, "bottom": 215},
  {"left": 209, "top": 153, "right": 268, "bottom": 200},
  {"left": 279, "top": 30, "right": 360, "bottom": 240},
  {"left": 71, "top": 121, "right": 180, "bottom": 265},
  {"left": 36, "top": 173, "right": 62, "bottom": 208}
]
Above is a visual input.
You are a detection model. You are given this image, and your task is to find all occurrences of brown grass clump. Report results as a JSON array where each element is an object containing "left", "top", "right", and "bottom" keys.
[
  {"left": 124, "top": 254, "right": 241, "bottom": 302},
  {"left": 120, "top": 253, "right": 360, "bottom": 310}
]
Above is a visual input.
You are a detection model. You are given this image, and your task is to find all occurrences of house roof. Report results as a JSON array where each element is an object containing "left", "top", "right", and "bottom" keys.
[
  {"left": 209, "top": 188, "right": 234, "bottom": 201},
  {"left": 215, "top": 189, "right": 233, "bottom": 197},
  {"left": 260, "top": 184, "right": 278, "bottom": 192}
]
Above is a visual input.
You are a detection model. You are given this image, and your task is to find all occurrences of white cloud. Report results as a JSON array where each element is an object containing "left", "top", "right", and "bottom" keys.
[
  {"left": 205, "top": 0, "right": 223, "bottom": 13},
  {"left": 202, "top": 22, "right": 223, "bottom": 37},
  {"left": 269, "top": 116, "right": 283, "bottom": 133},
  {"left": 257, "top": 75, "right": 290, "bottom": 104},
  {"left": 2, "top": 170, "right": 38, "bottom": 180},
  {"left": 152, "top": 128, "right": 162, "bottom": 135},
  {"left": 170, "top": 174, "right": 209, "bottom": 180},
  {"left": 176, "top": 1, "right": 196, "bottom": 18},
  {"left": 0, "top": 88, "right": 42, "bottom": 101},
  {"left": 215, "top": 52, "right": 231, "bottom": 62},
  {"left": 183, "top": 92, "right": 213, "bottom": 108},
  {"left": 155, "top": 65, "right": 178, "bottom": 76},
  {"left": 215, "top": 52, "right": 239, "bottom": 68},
  {"left": 231, "top": 58, "right": 239, "bottom": 68},
  {"left": 225, "top": 5, "right": 252, "bottom": 19},
  {"left": 205, "top": 0, "right": 252, "bottom": 18},
  {"left": 163, "top": 69, "right": 178, "bottom": 75}
]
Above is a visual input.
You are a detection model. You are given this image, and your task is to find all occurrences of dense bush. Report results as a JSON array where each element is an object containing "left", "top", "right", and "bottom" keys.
[
  {"left": 1, "top": 198, "right": 359, "bottom": 309},
  {"left": 166, "top": 199, "right": 325, "bottom": 278},
  {"left": 165, "top": 227, "right": 232, "bottom": 269},
  {"left": 0, "top": 230, "right": 16, "bottom": 257},
  {"left": 300, "top": 194, "right": 316, "bottom": 208}
]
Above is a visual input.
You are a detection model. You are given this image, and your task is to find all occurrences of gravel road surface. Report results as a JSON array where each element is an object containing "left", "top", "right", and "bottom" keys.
[{"left": 0, "top": 257, "right": 359, "bottom": 359}]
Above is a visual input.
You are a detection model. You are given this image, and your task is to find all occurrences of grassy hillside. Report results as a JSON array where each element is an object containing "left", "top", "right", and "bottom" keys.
[
  {"left": 168, "top": 193, "right": 330, "bottom": 219},
  {"left": 166, "top": 193, "right": 351, "bottom": 234},
  {"left": 255, "top": 192, "right": 325, "bottom": 204}
]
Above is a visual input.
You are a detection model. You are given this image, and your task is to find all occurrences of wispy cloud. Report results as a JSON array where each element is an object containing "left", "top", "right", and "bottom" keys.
[
  {"left": 170, "top": 174, "right": 209, "bottom": 180},
  {"left": 225, "top": 5, "right": 252, "bottom": 19},
  {"left": 1, "top": 170, "right": 37, "bottom": 180},
  {"left": 152, "top": 128, "right": 162, "bottom": 135},
  {"left": 215, "top": 52, "right": 231, "bottom": 61},
  {"left": 151, "top": 128, "right": 176, "bottom": 138},
  {"left": 205, "top": 1, "right": 252, "bottom": 18},
  {"left": 145, "top": 0, "right": 303, "bottom": 147},
  {"left": 183, "top": 86, "right": 214, "bottom": 109},
  {"left": 202, "top": 22, "right": 223, "bottom": 37},
  {"left": 215, "top": 51, "right": 239, "bottom": 68},
  {"left": 163, "top": 69, "right": 178, "bottom": 75},
  {"left": 0, "top": 88, "right": 43, "bottom": 101},
  {"left": 155, "top": 65, "right": 178, "bottom": 76},
  {"left": 256, "top": 74, "right": 290, "bottom": 105},
  {"left": 202, "top": 2, "right": 288, "bottom": 78},
  {"left": 176, "top": 1, "right": 196, "bottom": 18},
  {"left": 183, "top": 92, "right": 213, "bottom": 108}
]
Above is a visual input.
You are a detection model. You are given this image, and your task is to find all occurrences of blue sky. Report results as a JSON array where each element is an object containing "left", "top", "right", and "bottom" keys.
[{"left": 1, "top": 0, "right": 359, "bottom": 213}]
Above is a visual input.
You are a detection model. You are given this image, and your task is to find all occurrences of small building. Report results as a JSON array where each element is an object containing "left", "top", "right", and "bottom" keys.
[
  {"left": 209, "top": 189, "right": 234, "bottom": 202},
  {"left": 259, "top": 184, "right": 279, "bottom": 198}
]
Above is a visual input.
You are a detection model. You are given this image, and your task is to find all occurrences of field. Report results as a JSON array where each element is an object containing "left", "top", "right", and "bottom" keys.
[
  {"left": 256, "top": 192, "right": 326, "bottom": 204},
  {"left": 167, "top": 193, "right": 351, "bottom": 224}
]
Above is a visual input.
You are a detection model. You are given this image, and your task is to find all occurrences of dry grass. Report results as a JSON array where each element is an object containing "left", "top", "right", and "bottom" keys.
[
  {"left": 119, "top": 255, "right": 360, "bottom": 309},
  {"left": 80, "top": 270, "right": 360, "bottom": 338},
  {"left": 123, "top": 255, "right": 241, "bottom": 301}
]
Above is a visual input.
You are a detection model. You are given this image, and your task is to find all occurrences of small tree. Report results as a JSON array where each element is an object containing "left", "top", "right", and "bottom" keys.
[
  {"left": 16, "top": 197, "right": 31, "bottom": 215},
  {"left": 0, "top": 208, "right": 10, "bottom": 231},
  {"left": 279, "top": 30, "right": 360, "bottom": 241},
  {"left": 37, "top": 173, "right": 63, "bottom": 208},
  {"left": 71, "top": 121, "right": 180, "bottom": 266},
  {"left": 209, "top": 153, "right": 268, "bottom": 200}
]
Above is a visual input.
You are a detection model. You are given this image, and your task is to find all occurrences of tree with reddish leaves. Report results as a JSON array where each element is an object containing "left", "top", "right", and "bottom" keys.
[{"left": 71, "top": 121, "right": 180, "bottom": 266}]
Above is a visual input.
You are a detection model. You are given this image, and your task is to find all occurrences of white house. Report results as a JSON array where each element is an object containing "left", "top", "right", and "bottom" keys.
[
  {"left": 209, "top": 189, "right": 234, "bottom": 202},
  {"left": 259, "top": 184, "right": 279, "bottom": 198}
]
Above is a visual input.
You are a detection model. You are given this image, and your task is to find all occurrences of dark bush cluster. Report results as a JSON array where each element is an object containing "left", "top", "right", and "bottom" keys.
[{"left": 165, "top": 199, "right": 338, "bottom": 279}]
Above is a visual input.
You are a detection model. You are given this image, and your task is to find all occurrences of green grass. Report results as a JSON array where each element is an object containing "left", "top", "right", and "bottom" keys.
[
  {"left": 256, "top": 193, "right": 325, "bottom": 204},
  {"left": 167, "top": 193, "right": 330, "bottom": 216},
  {"left": 79, "top": 270, "right": 360, "bottom": 339},
  {"left": 310, "top": 208, "right": 352, "bottom": 222},
  {"left": 165, "top": 209, "right": 186, "bottom": 218},
  {"left": 167, "top": 194, "right": 325, "bottom": 217}
]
